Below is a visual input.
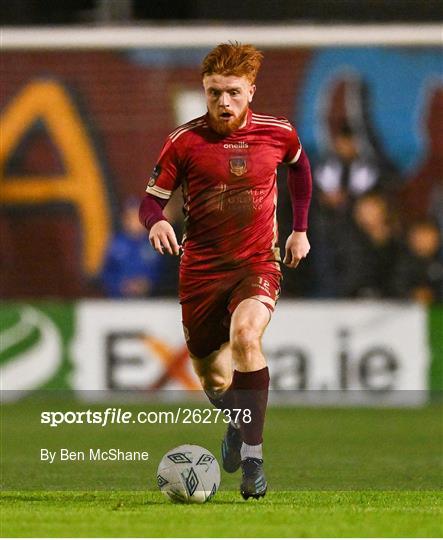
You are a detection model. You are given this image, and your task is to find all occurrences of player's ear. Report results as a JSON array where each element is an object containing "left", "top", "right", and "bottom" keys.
[{"left": 248, "top": 84, "right": 256, "bottom": 103}]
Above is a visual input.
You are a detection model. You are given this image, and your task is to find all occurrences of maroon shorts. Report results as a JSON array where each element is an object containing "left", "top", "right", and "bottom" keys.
[{"left": 180, "top": 264, "right": 281, "bottom": 359}]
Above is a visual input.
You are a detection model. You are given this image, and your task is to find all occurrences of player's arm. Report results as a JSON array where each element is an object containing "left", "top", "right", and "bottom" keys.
[
  {"left": 283, "top": 147, "right": 313, "bottom": 268},
  {"left": 139, "top": 194, "right": 180, "bottom": 256},
  {"left": 139, "top": 137, "right": 181, "bottom": 256}
]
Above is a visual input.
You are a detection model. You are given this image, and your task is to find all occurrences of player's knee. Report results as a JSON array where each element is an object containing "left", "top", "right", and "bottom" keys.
[{"left": 231, "top": 324, "right": 260, "bottom": 358}]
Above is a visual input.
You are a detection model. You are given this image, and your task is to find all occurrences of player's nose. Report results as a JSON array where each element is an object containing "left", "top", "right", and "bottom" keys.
[{"left": 219, "top": 92, "right": 230, "bottom": 107}]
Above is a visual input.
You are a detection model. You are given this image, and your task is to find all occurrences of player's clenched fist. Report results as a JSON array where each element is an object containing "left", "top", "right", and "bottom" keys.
[
  {"left": 283, "top": 230, "right": 310, "bottom": 268},
  {"left": 149, "top": 220, "right": 180, "bottom": 256}
]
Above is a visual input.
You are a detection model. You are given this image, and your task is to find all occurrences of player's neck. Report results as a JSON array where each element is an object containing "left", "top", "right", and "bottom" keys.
[{"left": 239, "top": 108, "right": 250, "bottom": 129}]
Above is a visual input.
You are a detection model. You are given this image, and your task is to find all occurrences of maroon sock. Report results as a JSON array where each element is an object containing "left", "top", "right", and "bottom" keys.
[
  {"left": 232, "top": 367, "right": 270, "bottom": 446},
  {"left": 204, "top": 385, "right": 237, "bottom": 415}
]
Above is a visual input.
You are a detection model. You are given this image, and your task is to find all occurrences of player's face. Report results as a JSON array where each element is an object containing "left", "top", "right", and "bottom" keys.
[{"left": 203, "top": 74, "right": 256, "bottom": 136}]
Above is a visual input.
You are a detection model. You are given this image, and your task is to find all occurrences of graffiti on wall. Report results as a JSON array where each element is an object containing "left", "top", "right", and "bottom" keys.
[
  {"left": 297, "top": 47, "right": 443, "bottom": 175},
  {"left": 0, "top": 79, "right": 112, "bottom": 276}
]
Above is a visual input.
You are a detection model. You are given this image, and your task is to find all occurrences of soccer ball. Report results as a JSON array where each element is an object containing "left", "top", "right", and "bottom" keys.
[{"left": 157, "top": 444, "right": 220, "bottom": 503}]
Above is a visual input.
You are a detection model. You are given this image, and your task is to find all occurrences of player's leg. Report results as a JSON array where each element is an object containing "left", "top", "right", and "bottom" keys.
[
  {"left": 230, "top": 298, "right": 271, "bottom": 499},
  {"left": 190, "top": 342, "right": 232, "bottom": 400},
  {"left": 180, "top": 268, "right": 247, "bottom": 474},
  {"left": 179, "top": 271, "right": 245, "bottom": 471},
  {"left": 230, "top": 298, "right": 270, "bottom": 451},
  {"left": 181, "top": 266, "right": 250, "bottom": 414},
  {"left": 191, "top": 344, "right": 244, "bottom": 473}
]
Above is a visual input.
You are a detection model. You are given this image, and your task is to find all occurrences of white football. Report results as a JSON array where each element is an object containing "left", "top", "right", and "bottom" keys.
[{"left": 157, "top": 444, "right": 220, "bottom": 503}]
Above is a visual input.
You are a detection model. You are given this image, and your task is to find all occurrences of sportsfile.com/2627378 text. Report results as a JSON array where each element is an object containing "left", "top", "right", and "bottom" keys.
[{"left": 40, "top": 407, "right": 252, "bottom": 427}]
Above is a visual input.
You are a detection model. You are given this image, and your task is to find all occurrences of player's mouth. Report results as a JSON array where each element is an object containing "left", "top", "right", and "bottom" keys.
[{"left": 220, "top": 111, "right": 234, "bottom": 121}]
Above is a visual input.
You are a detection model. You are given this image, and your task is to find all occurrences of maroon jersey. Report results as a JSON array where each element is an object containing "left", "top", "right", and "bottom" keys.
[{"left": 145, "top": 109, "right": 302, "bottom": 273}]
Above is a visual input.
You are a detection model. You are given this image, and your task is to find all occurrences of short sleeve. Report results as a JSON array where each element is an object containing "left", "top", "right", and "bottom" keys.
[
  {"left": 145, "top": 138, "right": 181, "bottom": 200},
  {"left": 282, "top": 124, "right": 302, "bottom": 165}
]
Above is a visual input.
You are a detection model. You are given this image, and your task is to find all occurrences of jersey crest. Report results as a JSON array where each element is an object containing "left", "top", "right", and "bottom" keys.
[{"left": 229, "top": 157, "right": 247, "bottom": 177}]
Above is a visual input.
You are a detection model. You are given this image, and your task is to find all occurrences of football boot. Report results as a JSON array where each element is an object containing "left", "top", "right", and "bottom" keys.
[
  {"left": 240, "top": 457, "right": 267, "bottom": 500},
  {"left": 221, "top": 423, "right": 242, "bottom": 473}
]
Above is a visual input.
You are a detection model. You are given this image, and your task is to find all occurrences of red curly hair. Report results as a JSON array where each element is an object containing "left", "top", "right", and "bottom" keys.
[{"left": 201, "top": 42, "right": 264, "bottom": 83}]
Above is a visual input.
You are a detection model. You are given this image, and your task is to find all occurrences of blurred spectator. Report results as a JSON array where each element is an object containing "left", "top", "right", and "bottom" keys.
[
  {"left": 100, "top": 197, "right": 164, "bottom": 298},
  {"left": 338, "top": 191, "right": 401, "bottom": 298},
  {"left": 394, "top": 220, "right": 443, "bottom": 304},
  {"left": 310, "top": 124, "right": 383, "bottom": 296},
  {"left": 315, "top": 123, "right": 381, "bottom": 207}
]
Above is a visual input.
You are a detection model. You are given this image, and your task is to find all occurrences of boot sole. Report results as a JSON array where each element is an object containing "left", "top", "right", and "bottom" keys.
[{"left": 241, "top": 487, "right": 267, "bottom": 500}]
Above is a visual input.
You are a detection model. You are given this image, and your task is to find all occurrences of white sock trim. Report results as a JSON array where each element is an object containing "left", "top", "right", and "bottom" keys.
[{"left": 241, "top": 442, "right": 263, "bottom": 460}]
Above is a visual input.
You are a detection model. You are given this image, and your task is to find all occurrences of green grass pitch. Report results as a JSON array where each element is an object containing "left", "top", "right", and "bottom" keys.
[{"left": 1, "top": 400, "right": 442, "bottom": 537}]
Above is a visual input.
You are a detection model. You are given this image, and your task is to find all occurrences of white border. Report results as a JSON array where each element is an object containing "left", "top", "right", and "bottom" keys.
[{"left": 1, "top": 24, "right": 442, "bottom": 49}]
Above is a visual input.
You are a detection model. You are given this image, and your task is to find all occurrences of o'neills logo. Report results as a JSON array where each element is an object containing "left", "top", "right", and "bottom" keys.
[{"left": 223, "top": 142, "right": 249, "bottom": 149}]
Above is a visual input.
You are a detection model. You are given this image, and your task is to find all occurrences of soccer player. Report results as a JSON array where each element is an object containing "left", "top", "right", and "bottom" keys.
[{"left": 139, "top": 43, "right": 312, "bottom": 499}]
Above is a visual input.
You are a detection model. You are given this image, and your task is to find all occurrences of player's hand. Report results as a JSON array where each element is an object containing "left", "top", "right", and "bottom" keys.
[
  {"left": 149, "top": 220, "right": 180, "bottom": 255},
  {"left": 283, "top": 231, "right": 310, "bottom": 268}
]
